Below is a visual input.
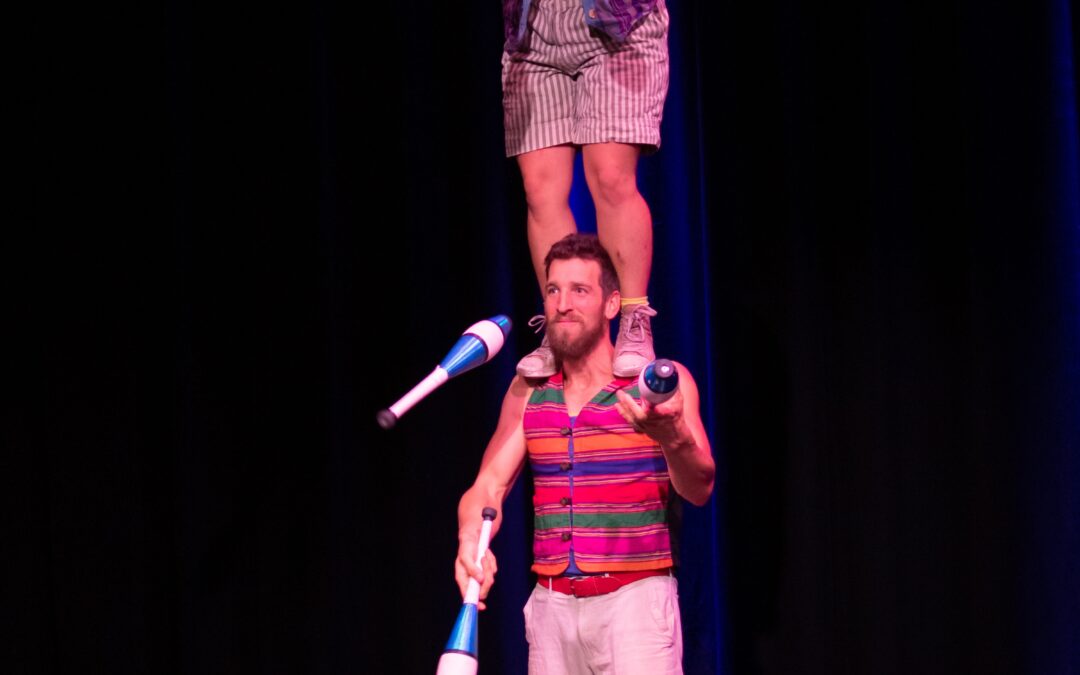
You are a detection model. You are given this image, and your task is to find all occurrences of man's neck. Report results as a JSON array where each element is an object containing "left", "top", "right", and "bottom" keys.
[{"left": 560, "top": 341, "right": 615, "bottom": 391}]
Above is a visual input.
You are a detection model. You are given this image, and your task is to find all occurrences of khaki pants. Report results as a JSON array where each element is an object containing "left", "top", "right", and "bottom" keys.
[{"left": 523, "top": 575, "right": 683, "bottom": 674}]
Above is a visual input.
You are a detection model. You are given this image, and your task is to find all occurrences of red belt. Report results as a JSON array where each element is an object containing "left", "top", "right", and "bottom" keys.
[{"left": 538, "top": 569, "right": 671, "bottom": 598}]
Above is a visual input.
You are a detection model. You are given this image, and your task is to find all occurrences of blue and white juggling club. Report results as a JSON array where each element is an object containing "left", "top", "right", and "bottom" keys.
[
  {"left": 638, "top": 358, "right": 679, "bottom": 405},
  {"left": 377, "top": 315, "right": 512, "bottom": 429},
  {"left": 436, "top": 507, "right": 498, "bottom": 675}
]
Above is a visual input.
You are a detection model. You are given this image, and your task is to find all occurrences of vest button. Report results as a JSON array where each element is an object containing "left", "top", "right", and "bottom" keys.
[
  {"left": 560, "top": 461, "right": 573, "bottom": 472},
  {"left": 559, "top": 426, "right": 572, "bottom": 436},
  {"left": 561, "top": 532, "right": 572, "bottom": 542},
  {"left": 560, "top": 497, "right": 571, "bottom": 506}
]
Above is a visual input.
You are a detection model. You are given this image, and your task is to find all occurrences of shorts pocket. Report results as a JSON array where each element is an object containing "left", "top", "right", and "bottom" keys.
[
  {"left": 522, "top": 590, "right": 536, "bottom": 645},
  {"left": 648, "top": 579, "right": 677, "bottom": 639}
]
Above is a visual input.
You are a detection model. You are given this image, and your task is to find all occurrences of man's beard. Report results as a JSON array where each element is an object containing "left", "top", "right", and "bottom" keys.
[{"left": 547, "top": 316, "right": 607, "bottom": 362}]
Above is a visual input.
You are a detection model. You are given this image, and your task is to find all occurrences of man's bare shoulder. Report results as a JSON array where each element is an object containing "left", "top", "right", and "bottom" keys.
[
  {"left": 514, "top": 374, "right": 552, "bottom": 394},
  {"left": 499, "top": 374, "right": 546, "bottom": 419}
]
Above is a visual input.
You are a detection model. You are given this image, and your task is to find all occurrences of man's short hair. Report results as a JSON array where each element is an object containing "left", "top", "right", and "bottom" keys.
[{"left": 543, "top": 233, "right": 620, "bottom": 298}]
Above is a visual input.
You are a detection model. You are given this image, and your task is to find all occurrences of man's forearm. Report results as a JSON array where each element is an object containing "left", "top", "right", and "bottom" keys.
[
  {"left": 458, "top": 482, "right": 506, "bottom": 543},
  {"left": 660, "top": 425, "right": 715, "bottom": 506}
]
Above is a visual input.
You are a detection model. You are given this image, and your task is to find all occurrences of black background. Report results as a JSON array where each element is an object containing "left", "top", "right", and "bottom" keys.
[{"left": 12, "top": 0, "right": 1079, "bottom": 673}]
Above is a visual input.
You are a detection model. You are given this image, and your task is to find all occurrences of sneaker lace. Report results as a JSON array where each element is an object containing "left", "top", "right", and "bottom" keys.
[{"left": 621, "top": 305, "right": 657, "bottom": 342}]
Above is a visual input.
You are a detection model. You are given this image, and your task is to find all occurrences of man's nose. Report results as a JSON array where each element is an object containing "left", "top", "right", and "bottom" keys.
[{"left": 556, "top": 292, "right": 572, "bottom": 313}]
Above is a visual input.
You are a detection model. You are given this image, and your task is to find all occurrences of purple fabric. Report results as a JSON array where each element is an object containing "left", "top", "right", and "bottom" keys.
[
  {"left": 503, "top": 0, "right": 525, "bottom": 50},
  {"left": 503, "top": 0, "right": 659, "bottom": 51}
]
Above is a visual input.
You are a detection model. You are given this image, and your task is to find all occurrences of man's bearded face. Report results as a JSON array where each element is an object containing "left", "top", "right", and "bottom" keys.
[{"left": 544, "top": 258, "right": 613, "bottom": 361}]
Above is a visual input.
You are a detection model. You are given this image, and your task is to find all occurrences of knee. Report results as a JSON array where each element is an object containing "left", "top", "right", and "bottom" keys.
[
  {"left": 521, "top": 170, "right": 571, "bottom": 216},
  {"left": 588, "top": 165, "right": 639, "bottom": 207}
]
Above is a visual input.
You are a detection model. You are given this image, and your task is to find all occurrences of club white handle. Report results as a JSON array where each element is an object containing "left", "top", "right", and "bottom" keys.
[
  {"left": 389, "top": 367, "right": 449, "bottom": 419},
  {"left": 376, "top": 366, "right": 450, "bottom": 429},
  {"left": 464, "top": 515, "right": 495, "bottom": 605}
]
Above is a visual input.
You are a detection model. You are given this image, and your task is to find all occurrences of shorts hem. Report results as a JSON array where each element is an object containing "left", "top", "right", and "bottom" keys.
[{"left": 506, "top": 127, "right": 662, "bottom": 157}]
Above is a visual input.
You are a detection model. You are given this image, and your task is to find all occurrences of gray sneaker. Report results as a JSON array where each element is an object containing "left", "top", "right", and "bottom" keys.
[
  {"left": 516, "top": 315, "right": 556, "bottom": 378},
  {"left": 612, "top": 304, "right": 657, "bottom": 377}
]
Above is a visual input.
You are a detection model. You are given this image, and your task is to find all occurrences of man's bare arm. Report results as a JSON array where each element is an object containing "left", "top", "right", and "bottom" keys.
[{"left": 455, "top": 375, "right": 532, "bottom": 607}]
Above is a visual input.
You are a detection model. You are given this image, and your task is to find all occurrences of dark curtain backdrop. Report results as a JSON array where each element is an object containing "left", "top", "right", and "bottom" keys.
[{"left": 13, "top": 0, "right": 1079, "bottom": 673}]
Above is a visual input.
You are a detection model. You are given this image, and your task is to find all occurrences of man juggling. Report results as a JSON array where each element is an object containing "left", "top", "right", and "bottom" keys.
[{"left": 454, "top": 233, "right": 714, "bottom": 674}]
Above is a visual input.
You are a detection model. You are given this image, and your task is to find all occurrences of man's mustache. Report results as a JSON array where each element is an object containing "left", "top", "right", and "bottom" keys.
[{"left": 549, "top": 313, "right": 583, "bottom": 323}]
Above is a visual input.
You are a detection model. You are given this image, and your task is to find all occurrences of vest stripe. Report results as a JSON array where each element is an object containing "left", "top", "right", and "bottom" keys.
[
  {"left": 531, "top": 456, "right": 668, "bottom": 476},
  {"left": 535, "top": 508, "right": 668, "bottom": 530}
]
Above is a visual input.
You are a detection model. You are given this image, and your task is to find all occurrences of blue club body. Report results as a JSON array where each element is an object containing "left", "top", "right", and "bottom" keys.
[
  {"left": 442, "top": 603, "right": 479, "bottom": 657},
  {"left": 439, "top": 315, "right": 512, "bottom": 378}
]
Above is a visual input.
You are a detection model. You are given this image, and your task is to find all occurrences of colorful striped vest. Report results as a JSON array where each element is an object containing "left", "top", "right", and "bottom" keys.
[{"left": 524, "top": 373, "right": 674, "bottom": 575}]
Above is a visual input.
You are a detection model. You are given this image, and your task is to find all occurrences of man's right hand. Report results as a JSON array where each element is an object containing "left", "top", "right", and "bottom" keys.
[{"left": 455, "top": 537, "right": 498, "bottom": 610}]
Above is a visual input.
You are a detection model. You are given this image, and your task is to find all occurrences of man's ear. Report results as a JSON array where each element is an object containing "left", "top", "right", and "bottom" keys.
[{"left": 605, "top": 290, "right": 621, "bottom": 320}]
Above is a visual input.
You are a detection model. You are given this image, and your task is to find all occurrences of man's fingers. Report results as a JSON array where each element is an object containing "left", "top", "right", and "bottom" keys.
[
  {"left": 479, "top": 550, "right": 498, "bottom": 600},
  {"left": 454, "top": 559, "right": 475, "bottom": 599},
  {"left": 616, "top": 388, "right": 685, "bottom": 441},
  {"left": 483, "top": 549, "right": 498, "bottom": 577},
  {"left": 456, "top": 538, "right": 484, "bottom": 600},
  {"left": 615, "top": 390, "right": 646, "bottom": 427},
  {"left": 457, "top": 548, "right": 498, "bottom": 610},
  {"left": 650, "top": 388, "right": 684, "bottom": 417}
]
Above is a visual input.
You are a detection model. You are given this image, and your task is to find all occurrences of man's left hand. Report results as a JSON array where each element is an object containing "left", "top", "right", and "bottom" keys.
[{"left": 615, "top": 388, "right": 692, "bottom": 450}]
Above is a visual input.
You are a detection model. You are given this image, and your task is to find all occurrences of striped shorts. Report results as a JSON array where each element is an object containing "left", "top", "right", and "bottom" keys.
[{"left": 501, "top": 0, "right": 670, "bottom": 158}]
